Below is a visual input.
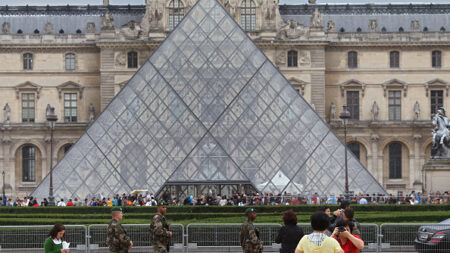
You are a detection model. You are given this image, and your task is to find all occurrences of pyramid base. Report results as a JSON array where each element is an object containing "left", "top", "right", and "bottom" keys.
[
  {"left": 423, "top": 159, "right": 450, "bottom": 193},
  {"left": 158, "top": 183, "right": 256, "bottom": 202}
]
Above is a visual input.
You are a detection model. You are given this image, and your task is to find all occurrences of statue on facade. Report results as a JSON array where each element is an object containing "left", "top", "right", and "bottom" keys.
[
  {"left": 224, "top": 0, "right": 238, "bottom": 19},
  {"left": 120, "top": 20, "right": 142, "bottom": 39},
  {"left": 275, "top": 51, "right": 286, "bottom": 66},
  {"left": 369, "top": 19, "right": 378, "bottom": 32},
  {"left": 327, "top": 20, "right": 335, "bottom": 32},
  {"left": 88, "top": 103, "right": 96, "bottom": 122},
  {"left": 329, "top": 102, "right": 336, "bottom": 121},
  {"left": 115, "top": 51, "right": 127, "bottom": 67},
  {"left": 261, "top": 0, "right": 278, "bottom": 21},
  {"left": 87, "top": 22, "right": 96, "bottom": 33},
  {"left": 414, "top": 101, "right": 420, "bottom": 120},
  {"left": 411, "top": 20, "right": 420, "bottom": 31},
  {"left": 3, "top": 103, "right": 10, "bottom": 123},
  {"left": 299, "top": 51, "right": 310, "bottom": 66},
  {"left": 371, "top": 101, "right": 379, "bottom": 121},
  {"left": 2, "top": 22, "right": 10, "bottom": 34},
  {"left": 310, "top": 8, "right": 323, "bottom": 28},
  {"left": 101, "top": 10, "right": 115, "bottom": 31},
  {"left": 148, "top": 0, "right": 164, "bottom": 29},
  {"left": 278, "top": 20, "right": 307, "bottom": 40},
  {"left": 432, "top": 107, "right": 450, "bottom": 158},
  {"left": 45, "top": 22, "right": 54, "bottom": 34}
]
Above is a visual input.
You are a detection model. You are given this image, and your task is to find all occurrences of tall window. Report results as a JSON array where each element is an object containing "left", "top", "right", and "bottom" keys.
[
  {"left": 287, "top": 50, "right": 298, "bottom": 67},
  {"left": 389, "top": 142, "right": 402, "bottom": 179},
  {"left": 128, "top": 51, "right": 138, "bottom": 68},
  {"left": 348, "top": 142, "right": 360, "bottom": 160},
  {"left": 346, "top": 91, "right": 359, "bottom": 120},
  {"left": 169, "top": 0, "right": 184, "bottom": 31},
  {"left": 388, "top": 91, "right": 401, "bottom": 120},
  {"left": 23, "top": 53, "right": 33, "bottom": 70},
  {"left": 432, "top": 50, "right": 442, "bottom": 68},
  {"left": 390, "top": 51, "right": 399, "bottom": 68},
  {"left": 241, "top": 0, "right": 256, "bottom": 31},
  {"left": 22, "top": 93, "right": 35, "bottom": 123},
  {"left": 22, "top": 145, "right": 35, "bottom": 182},
  {"left": 64, "top": 93, "right": 77, "bottom": 122},
  {"left": 65, "top": 53, "right": 76, "bottom": 71},
  {"left": 348, "top": 51, "right": 358, "bottom": 68},
  {"left": 431, "top": 90, "right": 443, "bottom": 115}
]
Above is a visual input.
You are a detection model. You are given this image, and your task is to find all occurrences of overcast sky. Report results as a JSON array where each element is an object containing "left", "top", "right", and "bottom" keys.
[{"left": 1, "top": 0, "right": 450, "bottom": 6}]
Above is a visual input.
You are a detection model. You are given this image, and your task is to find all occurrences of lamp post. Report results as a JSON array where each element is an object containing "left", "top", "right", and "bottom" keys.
[
  {"left": 339, "top": 105, "right": 351, "bottom": 200},
  {"left": 46, "top": 106, "right": 58, "bottom": 206},
  {"left": 2, "top": 171, "right": 5, "bottom": 202}
]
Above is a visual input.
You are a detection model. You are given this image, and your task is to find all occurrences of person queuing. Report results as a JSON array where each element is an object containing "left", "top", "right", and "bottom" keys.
[
  {"left": 44, "top": 223, "right": 70, "bottom": 253},
  {"left": 331, "top": 220, "right": 364, "bottom": 253},
  {"left": 150, "top": 201, "right": 172, "bottom": 253},
  {"left": 240, "top": 208, "right": 263, "bottom": 253},
  {"left": 276, "top": 210, "right": 304, "bottom": 253},
  {"left": 295, "top": 212, "right": 343, "bottom": 253},
  {"left": 106, "top": 207, "right": 133, "bottom": 252}
]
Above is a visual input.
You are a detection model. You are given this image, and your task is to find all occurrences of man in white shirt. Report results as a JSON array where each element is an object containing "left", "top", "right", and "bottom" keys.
[
  {"left": 57, "top": 199, "right": 66, "bottom": 207},
  {"left": 359, "top": 197, "right": 368, "bottom": 204}
]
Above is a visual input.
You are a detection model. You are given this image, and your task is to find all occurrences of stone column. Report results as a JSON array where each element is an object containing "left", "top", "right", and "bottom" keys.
[
  {"left": 100, "top": 48, "right": 115, "bottom": 111},
  {"left": 413, "top": 134, "right": 422, "bottom": 190},
  {"left": 310, "top": 48, "right": 326, "bottom": 118},
  {"left": 1, "top": 137, "right": 12, "bottom": 198},
  {"left": 370, "top": 134, "right": 380, "bottom": 183}
]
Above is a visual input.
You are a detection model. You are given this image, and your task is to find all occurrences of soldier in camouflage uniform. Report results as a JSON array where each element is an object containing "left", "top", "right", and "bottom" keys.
[
  {"left": 150, "top": 201, "right": 172, "bottom": 253},
  {"left": 106, "top": 207, "right": 133, "bottom": 253},
  {"left": 240, "top": 208, "right": 263, "bottom": 253}
]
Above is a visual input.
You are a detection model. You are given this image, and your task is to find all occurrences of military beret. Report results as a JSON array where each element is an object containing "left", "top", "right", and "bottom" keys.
[
  {"left": 111, "top": 206, "right": 122, "bottom": 212},
  {"left": 245, "top": 208, "right": 256, "bottom": 214},
  {"left": 157, "top": 200, "right": 168, "bottom": 206}
]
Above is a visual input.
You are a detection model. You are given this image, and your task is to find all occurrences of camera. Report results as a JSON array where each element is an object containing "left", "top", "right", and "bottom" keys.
[{"left": 338, "top": 226, "right": 346, "bottom": 232}]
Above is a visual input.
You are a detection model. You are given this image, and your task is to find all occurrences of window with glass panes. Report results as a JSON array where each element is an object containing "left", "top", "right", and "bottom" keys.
[
  {"left": 346, "top": 91, "right": 359, "bottom": 120},
  {"left": 348, "top": 51, "right": 358, "bottom": 68},
  {"left": 64, "top": 93, "right": 77, "bottom": 122},
  {"left": 23, "top": 53, "right": 33, "bottom": 70},
  {"left": 65, "top": 53, "right": 75, "bottom": 71},
  {"left": 390, "top": 51, "right": 399, "bottom": 68},
  {"left": 287, "top": 50, "right": 298, "bottom": 67},
  {"left": 388, "top": 90, "right": 401, "bottom": 120},
  {"left": 431, "top": 90, "right": 443, "bottom": 115},
  {"left": 22, "top": 145, "right": 35, "bottom": 182},
  {"left": 432, "top": 50, "right": 441, "bottom": 68},
  {"left": 128, "top": 51, "right": 138, "bottom": 68},
  {"left": 389, "top": 142, "right": 402, "bottom": 179},
  {"left": 22, "top": 93, "right": 35, "bottom": 122},
  {"left": 241, "top": 0, "right": 256, "bottom": 31},
  {"left": 348, "top": 142, "right": 360, "bottom": 160},
  {"left": 169, "top": 0, "right": 184, "bottom": 31}
]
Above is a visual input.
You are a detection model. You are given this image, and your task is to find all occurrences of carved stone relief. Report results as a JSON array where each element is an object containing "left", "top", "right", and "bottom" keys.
[
  {"left": 275, "top": 51, "right": 286, "bottom": 66},
  {"left": 411, "top": 20, "right": 420, "bottom": 32},
  {"left": 87, "top": 22, "right": 96, "bottom": 33},
  {"left": 120, "top": 20, "right": 142, "bottom": 40},
  {"left": 369, "top": 19, "right": 378, "bottom": 32},
  {"left": 278, "top": 20, "right": 307, "bottom": 40},
  {"left": 2, "top": 22, "right": 10, "bottom": 34},
  {"left": 115, "top": 51, "right": 127, "bottom": 67},
  {"left": 327, "top": 20, "right": 335, "bottom": 32},
  {"left": 299, "top": 51, "right": 310, "bottom": 66},
  {"left": 45, "top": 22, "right": 54, "bottom": 34}
]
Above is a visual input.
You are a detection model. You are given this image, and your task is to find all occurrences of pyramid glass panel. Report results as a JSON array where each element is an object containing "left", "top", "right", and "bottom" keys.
[{"left": 32, "top": 0, "right": 385, "bottom": 201}]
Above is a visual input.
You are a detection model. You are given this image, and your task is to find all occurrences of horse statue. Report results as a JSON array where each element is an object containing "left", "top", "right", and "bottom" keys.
[{"left": 431, "top": 107, "right": 450, "bottom": 158}]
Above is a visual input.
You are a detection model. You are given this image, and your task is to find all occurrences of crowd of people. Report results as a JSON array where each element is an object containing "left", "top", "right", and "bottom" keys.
[{"left": 1, "top": 190, "right": 449, "bottom": 207}]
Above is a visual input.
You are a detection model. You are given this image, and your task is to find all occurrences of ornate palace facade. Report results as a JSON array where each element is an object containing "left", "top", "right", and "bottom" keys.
[{"left": 0, "top": 0, "right": 449, "bottom": 197}]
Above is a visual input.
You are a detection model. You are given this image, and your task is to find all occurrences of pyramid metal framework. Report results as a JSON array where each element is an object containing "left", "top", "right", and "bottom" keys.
[{"left": 32, "top": 0, "right": 385, "bottom": 200}]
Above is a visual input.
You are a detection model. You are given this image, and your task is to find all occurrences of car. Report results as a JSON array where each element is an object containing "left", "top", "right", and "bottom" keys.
[{"left": 414, "top": 218, "right": 450, "bottom": 253}]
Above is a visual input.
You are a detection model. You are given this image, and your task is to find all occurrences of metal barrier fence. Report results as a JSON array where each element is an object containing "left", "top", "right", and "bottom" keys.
[
  {"left": 380, "top": 223, "right": 450, "bottom": 252},
  {"left": 1, "top": 223, "right": 449, "bottom": 252},
  {"left": 186, "top": 223, "right": 281, "bottom": 252},
  {"left": 87, "top": 224, "right": 184, "bottom": 252},
  {"left": 0, "top": 225, "right": 87, "bottom": 252}
]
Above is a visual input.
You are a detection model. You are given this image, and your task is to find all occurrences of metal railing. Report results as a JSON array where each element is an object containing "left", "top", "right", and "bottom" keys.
[{"left": 1, "top": 223, "right": 449, "bottom": 252}]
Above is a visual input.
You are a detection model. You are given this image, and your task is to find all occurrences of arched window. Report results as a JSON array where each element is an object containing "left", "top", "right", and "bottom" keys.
[
  {"left": 76, "top": 29, "right": 82, "bottom": 34},
  {"left": 241, "top": 0, "right": 256, "bottom": 31},
  {"left": 347, "top": 51, "right": 357, "bottom": 69},
  {"left": 17, "top": 29, "right": 23, "bottom": 34},
  {"left": 339, "top": 27, "right": 345, "bottom": 33},
  {"left": 169, "top": 0, "right": 184, "bottom": 31},
  {"left": 22, "top": 145, "right": 36, "bottom": 182},
  {"left": 356, "top": 27, "right": 362, "bottom": 33},
  {"left": 128, "top": 51, "right": 138, "bottom": 68},
  {"left": 440, "top": 27, "right": 446, "bottom": 32},
  {"left": 423, "top": 27, "right": 428, "bottom": 32},
  {"left": 59, "top": 29, "right": 65, "bottom": 34},
  {"left": 348, "top": 142, "right": 360, "bottom": 160},
  {"left": 287, "top": 50, "right": 298, "bottom": 67},
  {"left": 389, "top": 142, "right": 402, "bottom": 179},
  {"left": 34, "top": 29, "right": 40, "bottom": 34},
  {"left": 65, "top": 53, "right": 76, "bottom": 71},
  {"left": 398, "top": 27, "right": 404, "bottom": 32},
  {"left": 23, "top": 53, "right": 33, "bottom": 70},
  {"left": 381, "top": 27, "right": 387, "bottom": 33},
  {"left": 432, "top": 50, "right": 442, "bottom": 68},
  {"left": 390, "top": 51, "right": 399, "bottom": 68}
]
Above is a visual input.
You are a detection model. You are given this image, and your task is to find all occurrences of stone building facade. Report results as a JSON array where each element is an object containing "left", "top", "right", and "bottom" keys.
[{"left": 0, "top": 0, "right": 448, "bottom": 198}]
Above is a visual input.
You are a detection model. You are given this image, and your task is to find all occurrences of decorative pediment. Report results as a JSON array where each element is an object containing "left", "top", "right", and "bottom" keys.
[
  {"left": 339, "top": 79, "right": 366, "bottom": 97},
  {"left": 425, "top": 78, "right": 449, "bottom": 97},
  {"left": 382, "top": 78, "right": 407, "bottom": 97},
  {"left": 15, "top": 81, "right": 42, "bottom": 99},
  {"left": 56, "top": 81, "right": 84, "bottom": 99},
  {"left": 288, "top": 77, "right": 307, "bottom": 95}
]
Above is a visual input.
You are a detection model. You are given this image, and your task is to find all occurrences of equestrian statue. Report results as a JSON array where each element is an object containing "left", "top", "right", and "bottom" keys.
[{"left": 431, "top": 107, "right": 450, "bottom": 158}]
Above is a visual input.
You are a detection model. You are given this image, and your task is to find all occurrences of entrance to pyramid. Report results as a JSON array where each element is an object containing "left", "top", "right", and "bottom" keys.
[{"left": 158, "top": 184, "right": 257, "bottom": 203}]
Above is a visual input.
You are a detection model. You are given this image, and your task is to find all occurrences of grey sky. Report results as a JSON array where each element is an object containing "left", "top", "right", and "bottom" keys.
[{"left": 1, "top": 0, "right": 449, "bottom": 6}]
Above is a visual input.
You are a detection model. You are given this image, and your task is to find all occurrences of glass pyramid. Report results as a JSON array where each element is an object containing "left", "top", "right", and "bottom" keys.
[{"left": 32, "top": 0, "right": 385, "bottom": 201}]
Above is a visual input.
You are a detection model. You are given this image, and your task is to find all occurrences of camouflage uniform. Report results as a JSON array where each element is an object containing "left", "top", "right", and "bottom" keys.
[
  {"left": 240, "top": 220, "right": 263, "bottom": 253},
  {"left": 106, "top": 218, "right": 132, "bottom": 253},
  {"left": 150, "top": 212, "right": 171, "bottom": 253}
]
